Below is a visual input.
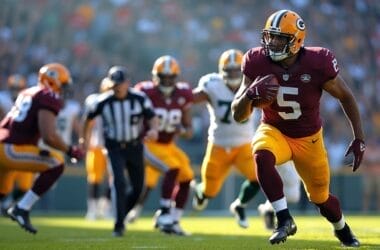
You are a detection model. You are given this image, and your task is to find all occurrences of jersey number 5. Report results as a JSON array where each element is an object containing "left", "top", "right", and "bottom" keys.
[{"left": 277, "top": 87, "right": 301, "bottom": 120}]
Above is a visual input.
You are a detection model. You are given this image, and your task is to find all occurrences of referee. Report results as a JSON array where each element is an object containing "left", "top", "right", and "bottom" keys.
[{"left": 81, "top": 66, "right": 159, "bottom": 237}]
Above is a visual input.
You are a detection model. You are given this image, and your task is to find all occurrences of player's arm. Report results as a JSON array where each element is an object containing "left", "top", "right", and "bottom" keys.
[
  {"left": 192, "top": 88, "right": 210, "bottom": 104},
  {"left": 231, "top": 74, "right": 254, "bottom": 122},
  {"left": 145, "top": 115, "right": 159, "bottom": 142},
  {"left": 80, "top": 117, "right": 95, "bottom": 151},
  {"left": 38, "top": 109, "right": 70, "bottom": 152},
  {"left": 323, "top": 74, "right": 365, "bottom": 171},
  {"left": 179, "top": 104, "right": 193, "bottom": 139},
  {"left": 323, "top": 75, "right": 364, "bottom": 140}
]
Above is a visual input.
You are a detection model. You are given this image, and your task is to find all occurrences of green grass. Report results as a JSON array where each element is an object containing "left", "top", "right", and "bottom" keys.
[{"left": 0, "top": 214, "right": 379, "bottom": 249}]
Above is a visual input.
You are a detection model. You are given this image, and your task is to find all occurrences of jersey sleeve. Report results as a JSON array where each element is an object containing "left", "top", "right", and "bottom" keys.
[
  {"left": 141, "top": 92, "right": 156, "bottom": 120},
  {"left": 242, "top": 49, "right": 256, "bottom": 80},
  {"left": 177, "top": 82, "right": 194, "bottom": 109},
  {"left": 197, "top": 74, "right": 210, "bottom": 94},
  {"left": 320, "top": 48, "right": 340, "bottom": 82},
  {"left": 197, "top": 73, "right": 222, "bottom": 97},
  {"left": 37, "top": 91, "right": 63, "bottom": 115},
  {"left": 84, "top": 94, "right": 104, "bottom": 120}
]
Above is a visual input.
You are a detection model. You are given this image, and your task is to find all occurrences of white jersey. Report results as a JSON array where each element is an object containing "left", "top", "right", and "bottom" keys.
[
  {"left": 197, "top": 73, "right": 254, "bottom": 147},
  {"left": 84, "top": 93, "right": 104, "bottom": 147},
  {"left": 56, "top": 99, "right": 81, "bottom": 145},
  {"left": 0, "top": 90, "right": 14, "bottom": 115}
]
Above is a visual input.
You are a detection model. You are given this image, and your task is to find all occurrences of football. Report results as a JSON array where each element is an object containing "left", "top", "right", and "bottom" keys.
[{"left": 248, "top": 74, "right": 279, "bottom": 108}]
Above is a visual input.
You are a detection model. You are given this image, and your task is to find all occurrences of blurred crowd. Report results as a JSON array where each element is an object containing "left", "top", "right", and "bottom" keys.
[{"left": 0, "top": 0, "right": 379, "bottom": 171}]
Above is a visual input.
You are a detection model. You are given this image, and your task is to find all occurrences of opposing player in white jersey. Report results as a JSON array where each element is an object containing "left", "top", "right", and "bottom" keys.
[
  {"left": 192, "top": 49, "right": 301, "bottom": 229},
  {"left": 56, "top": 100, "right": 81, "bottom": 147},
  {"left": 0, "top": 75, "right": 34, "bottom": 215}
]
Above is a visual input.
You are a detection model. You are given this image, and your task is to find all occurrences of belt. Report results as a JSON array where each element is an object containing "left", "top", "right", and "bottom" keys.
[{"left": 105, "top": 138, "right": 141, "bottom": 149}]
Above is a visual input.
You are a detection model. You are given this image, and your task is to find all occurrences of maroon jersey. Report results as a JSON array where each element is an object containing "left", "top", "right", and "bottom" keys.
[
  {"left": 242, "top": 47, "right": 339, "bottom": 138},
  {"left": 0, "top": 86, "right": 63, "bottom": 145},
  {"left": 135, "top": 81, "right": 193, "bottom": 143}
]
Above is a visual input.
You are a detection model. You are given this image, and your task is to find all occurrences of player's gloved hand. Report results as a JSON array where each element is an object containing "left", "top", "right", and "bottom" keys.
[
  {"left": 66, "top": 145, "right": 85, "bottom": 162},
  {"left": 344, "top": 138, "right": 365, "bottom": 172},
  {"left": 245, "top": 75, "right": 279, "bottom": 103}
]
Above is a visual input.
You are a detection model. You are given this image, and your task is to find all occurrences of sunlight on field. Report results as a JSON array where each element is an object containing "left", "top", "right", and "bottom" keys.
[{"left": 0, "top": 215, "right": 379, "bottom": 249}]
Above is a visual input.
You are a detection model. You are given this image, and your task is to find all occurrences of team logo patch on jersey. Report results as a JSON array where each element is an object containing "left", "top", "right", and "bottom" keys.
[
  {"left": 177, "top": 97, "right": 186, "bottom": 106},
  {"left": 282, "top": 74, "right": 289, "bottom": 81},
  {"left": 300, "top": 74, "right": 311, "bottom": 83}
]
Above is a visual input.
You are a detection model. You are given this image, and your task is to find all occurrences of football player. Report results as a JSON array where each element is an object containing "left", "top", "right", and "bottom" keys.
[
  {"left": 0, "top": 63, "right": 84, "bottom": 234},
  {"left": 0, "top": 75, "right": 34, "bottom": 215},
  {"left": 134, "top": 55, "right": 194, "bottom": 235},
  {"left": 232, "top": 10, "right": 364, "bottom": 247},
  {"left": 192, "top": 49, "right": 301, "bottom": 229}
]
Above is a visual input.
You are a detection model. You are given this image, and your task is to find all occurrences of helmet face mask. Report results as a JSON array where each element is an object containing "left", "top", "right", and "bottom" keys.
[
  {"left": 218, "top": 49, "right": 243, "bottom": 89},
  {"left": 262, "top": 10, "right": 306, "bottom": 61},
  {"left": 152, "top": 56, "right": 180, "bottom": 96}
]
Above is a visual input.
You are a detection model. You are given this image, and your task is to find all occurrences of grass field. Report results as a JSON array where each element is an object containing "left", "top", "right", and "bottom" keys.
[{"left": 0, "top": 214, "right": 379, "bottom": 249}]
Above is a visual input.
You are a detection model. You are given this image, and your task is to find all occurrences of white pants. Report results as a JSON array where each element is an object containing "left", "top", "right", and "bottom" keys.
[{"left": 277, "top": 161, "right": 301, "bottom": 203}]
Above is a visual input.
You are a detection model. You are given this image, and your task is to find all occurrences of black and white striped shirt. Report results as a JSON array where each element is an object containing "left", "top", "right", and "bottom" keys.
[{"left": 84, "top": 88, "right": 155, "bottom": 142}]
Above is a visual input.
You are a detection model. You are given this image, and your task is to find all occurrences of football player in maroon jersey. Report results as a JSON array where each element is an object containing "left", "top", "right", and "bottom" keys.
[
  {"left": 134, "top": 55, "right": 194, "bottom": 236},
  {"left": 232, "top": 10, "right": 365, "bottom": 247},
  {"left": 0, "top": 63, "right": 85, "bottom": 234}
]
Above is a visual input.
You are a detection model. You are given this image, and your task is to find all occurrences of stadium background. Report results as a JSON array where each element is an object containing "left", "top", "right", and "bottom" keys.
[{"left": 0, "top": 0, "right": 379, "bottom": 213}]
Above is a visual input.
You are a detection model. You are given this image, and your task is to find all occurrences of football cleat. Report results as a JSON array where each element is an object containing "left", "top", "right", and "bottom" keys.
[
  {"left": 126, "top": 204, "right": 142, "bottom": 223},
  {"left": 112, "top": 225, "right": 125, "bottom": 237},
  {"left": 229, "top": 199, "right": 249, "bottom": 229},
  {"left": 7, "top": 205, "right": 37, "bottom": 234},
  {"left": 334, "top": 223, "right": 360, "bottom": 247},
  {"left": 153, "top": 209, "right": 173, "bottom": 233},
  {"left": 170, "top": 221, "right": 191, "bottom": 236},
  {"left": 269, "top": 217, "right": 297, "bottom": 244},
  {"left": 269, "top": 218, "right": 297, "bottom": 244},
  {"left": 258, "top": 203, "right": 276, "bottom": 230},
  {"left": 191, "top": 181, "right": 208, "bottom": 211}
]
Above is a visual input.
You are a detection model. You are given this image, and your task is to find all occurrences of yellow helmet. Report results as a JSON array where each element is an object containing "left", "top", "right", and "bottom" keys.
[
  {"left": 152, "top": 55, "right": 180, "bottom": 76},
  {"left": 38, "top": 63, "right": 72, "bottom": 94},
  {"left": 262, "top": 10, "right": 306, "bottom": 61},
  {"left": 152, "top": 55, "right": 180, "bottom": 96},
  {"left": 218, "top": 49, "right": 243, "bottom": 88}
]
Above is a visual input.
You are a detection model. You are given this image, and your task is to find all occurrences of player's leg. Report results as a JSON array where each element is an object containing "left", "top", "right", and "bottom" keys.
[
  {"left": 230, "top": 143, "right": 261, "bottom": 228},
  {"left": 127, "top": 146, "right": 170, "bottom": 223},
  {"left": 192, "top": 143, "right": 230, "bottom": 211},
  {"left": 0, "top": 170, "right": 17, "bottom": 216},
  {"left": 144, "top": 142, "right": 179, "bottom": 231},
  {"left": 169, "top": 145, "right": 193, "bottom": 236},
  {"left": 11, "top": 172, "right": 34, "bottom": 206},
  {"left": 85, "top": 146, "right": 107, "bottom": 220},
  {"left": 292, "top": 129, "right": 359, "bottom": 247},
  {"left": 258, "top": 161, "right": 301, "bottom": 230},
  {"left": 0, "top": 144, "right": 65, "bottom": 234},
  {"left": 252, "top": 124, "right": 296, "bottom": 244}
]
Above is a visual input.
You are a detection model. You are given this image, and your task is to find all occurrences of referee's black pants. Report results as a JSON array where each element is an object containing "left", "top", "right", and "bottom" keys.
[{"left": 106, "top": 140, "right": 145, "bottom": 230}]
